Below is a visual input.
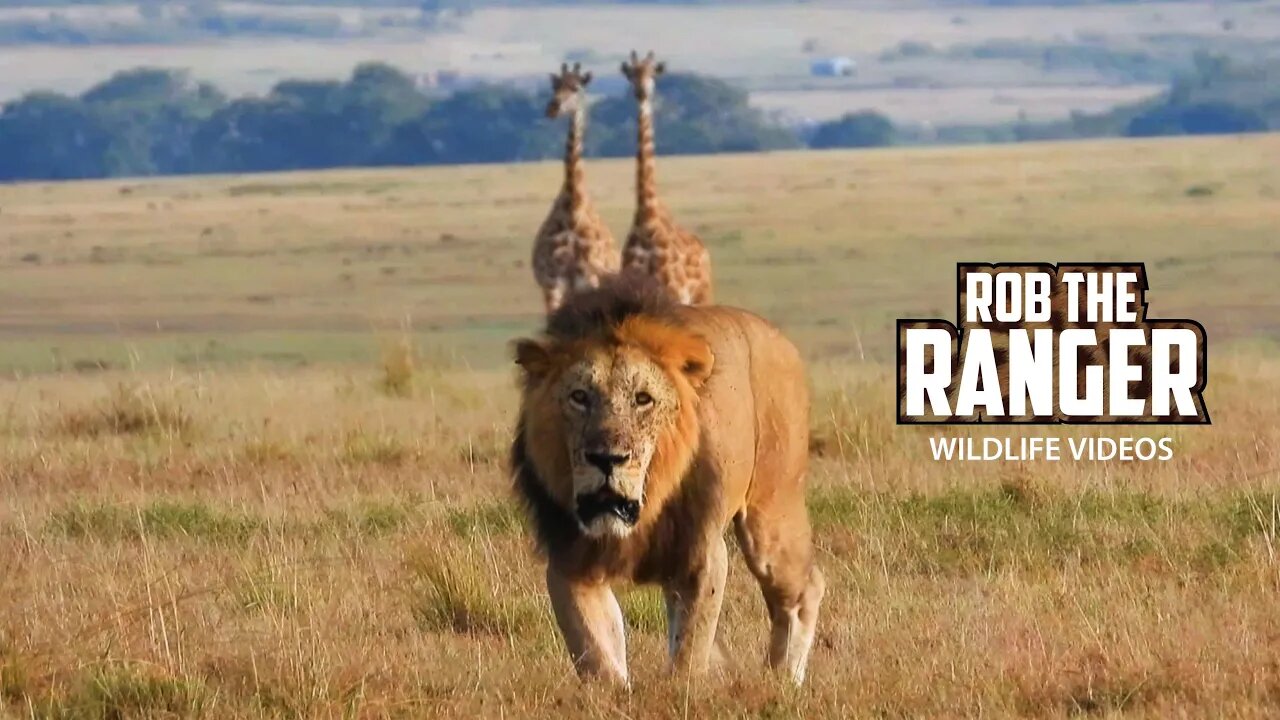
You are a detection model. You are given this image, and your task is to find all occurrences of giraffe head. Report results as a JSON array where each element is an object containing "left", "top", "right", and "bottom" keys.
[
  {"left": 546, "top": 62, "right": 593, "bottom": 119},
  {"left": 620, "top": 50, "right": 666, "bottom": 101}
]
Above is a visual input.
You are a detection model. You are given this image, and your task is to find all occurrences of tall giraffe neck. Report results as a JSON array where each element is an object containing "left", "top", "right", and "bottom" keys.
[
  {"left": 562, "top": 102, "right": 586, "bottom": 210},
  {"left": 635, "top": 94, "right": 661, "bottom": 220}
]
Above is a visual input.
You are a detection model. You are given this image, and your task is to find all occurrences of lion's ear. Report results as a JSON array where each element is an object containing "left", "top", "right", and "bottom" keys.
[
  {"left": 681, "top": 339, "right": 714, "bottom": 389},
  {"left": 514, "top": 337, "right": 554, "bottom": 380}
]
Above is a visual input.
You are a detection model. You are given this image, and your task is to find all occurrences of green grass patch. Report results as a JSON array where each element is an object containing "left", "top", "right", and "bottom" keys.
[
  {"left": 445, "top": 501, "right": 523, "bottom": 538},
  {"left": 618, "top": 587, "right": 666, "bottom": 636},
  {"left": 811, "top": 486, "right": 1280, "bottom": 575},
  {"left": 34, "top": 666, "right": 206, "bottom": 719},
  {"left": 41, "top": 499, "right": 433, "bottom": 545},
  {"left": 233, "top": 574, "right": 299, "bottom": 615},
  {"left": 47, "top": 501, "right": 263, "bottom": 543},
  {"left": 323, "top": 501, "right": 413, "bottom": 536}
]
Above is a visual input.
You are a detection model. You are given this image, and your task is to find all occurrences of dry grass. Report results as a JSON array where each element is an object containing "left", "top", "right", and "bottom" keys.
[
  {"left": 54, "top": 382, "right": 196, "bottom": 440},
  {"left": 0, "top": 352, "right": 1276, "bottom": 718},
  {"left": 0, "top": 136, "right": 1277, "bottom": 717},
  {"left": 378, "top": 334, "right": 416, "bottom": 399}
]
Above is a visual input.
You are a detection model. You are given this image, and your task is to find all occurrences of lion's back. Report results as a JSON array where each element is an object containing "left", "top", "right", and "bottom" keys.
[{"left": 676, "top": 306, "right": 810, "bottom": 517}]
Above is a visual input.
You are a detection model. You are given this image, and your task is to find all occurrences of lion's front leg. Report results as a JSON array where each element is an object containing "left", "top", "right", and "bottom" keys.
[
  {"left": 546, "top": 566, "right": 628, "bottom": 684},
  {"left": 663, "top": 536, "right": 728, "bottom": 675}
]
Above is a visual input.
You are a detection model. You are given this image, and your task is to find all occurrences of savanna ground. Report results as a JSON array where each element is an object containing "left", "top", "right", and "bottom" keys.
[{"left": 1, "top": 134, "right": 1279, "bottom": 717}]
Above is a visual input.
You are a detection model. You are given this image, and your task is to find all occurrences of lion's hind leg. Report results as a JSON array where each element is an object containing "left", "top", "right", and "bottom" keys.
[
  {"left": 546, "top": 567, "right": 629, "bottom": 685},
  {"left": 733, "top": 505, "right": 825, "bottom": 685}
]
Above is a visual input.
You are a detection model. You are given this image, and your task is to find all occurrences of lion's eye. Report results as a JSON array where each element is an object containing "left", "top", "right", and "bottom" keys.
[
  {"left": 635, "top": 391, "right": 654, "bottom": 407},
  {"left": 568, "top": 389, "right": 590, "bottom": 408}
]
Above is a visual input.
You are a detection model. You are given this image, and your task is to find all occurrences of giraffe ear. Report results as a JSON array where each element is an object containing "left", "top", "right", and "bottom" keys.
[
  {"left": 549, "top": 73, "right": 559, "bottom": 86},
  {"left": 581, "top": 71, "right": 593, "bottom": 86},
  {"left": 620, "top": 61, "right": 630, "bottom": 78},
  {"left": 655, "top": 62, "right": 667, "bottom": 76}
]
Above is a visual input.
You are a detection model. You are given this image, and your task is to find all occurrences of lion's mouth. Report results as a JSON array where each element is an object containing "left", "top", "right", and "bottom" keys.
[{"left": 575, "top": 488, "right": 640, "bottom": 528}]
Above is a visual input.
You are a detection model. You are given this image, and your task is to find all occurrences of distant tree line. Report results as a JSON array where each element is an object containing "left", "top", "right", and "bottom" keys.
[
  {"left": 0, "top": 64, "right": 881, "bottom": 182},
  {"left": 878, "top": 38, "right": 1184, "bottom": 84},
  {"left": 0, "top": 53, "right": 1274, "bottom": 183},
  {"left": 925, "top": 53, "right": 1278, "bottom": 145}
]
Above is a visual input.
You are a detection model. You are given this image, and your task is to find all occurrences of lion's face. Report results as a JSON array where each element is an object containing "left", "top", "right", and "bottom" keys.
[
  {"left": 515, "top": 315, "right": 713, "bottom": 540},
  {"left": 556, "top": 346, "right": 680, "bottom": 537}
]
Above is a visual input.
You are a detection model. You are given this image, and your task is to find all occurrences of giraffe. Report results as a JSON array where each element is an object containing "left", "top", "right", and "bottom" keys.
[
  {"left": 620, "top": 51, "right": 713, "bottom": 305},
  {"left": 532, "top": 62, "right": 620, "bottom": 314}
]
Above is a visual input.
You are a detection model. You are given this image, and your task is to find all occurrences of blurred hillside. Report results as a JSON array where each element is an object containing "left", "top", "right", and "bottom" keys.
[
  {"left": 0, "top": 55, "right": 1276, "bottom": 182},
  {"left": 923, "top": 54, "right": 1280, "bottom": 144},
  {"left": 2, "top": 1, "right": 1277, "bottom": 132}
]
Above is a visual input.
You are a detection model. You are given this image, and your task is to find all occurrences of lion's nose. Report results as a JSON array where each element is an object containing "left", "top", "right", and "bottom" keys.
[{"left": 584, "top": 451, "right": 630, "bottom": 475}]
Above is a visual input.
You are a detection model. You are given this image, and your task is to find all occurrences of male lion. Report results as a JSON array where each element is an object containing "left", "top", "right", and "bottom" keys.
[{"left": 510, "top": 280, "right": 824, "bottom": 685}]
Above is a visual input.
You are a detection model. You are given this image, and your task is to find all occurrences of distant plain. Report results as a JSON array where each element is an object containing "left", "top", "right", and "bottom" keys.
[{"left": 0, "top": 133, "right": 1276, "bottom": 375}]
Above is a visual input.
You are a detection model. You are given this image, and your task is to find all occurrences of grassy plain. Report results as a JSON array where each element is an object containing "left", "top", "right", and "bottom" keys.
[
  {"left": 1, "top": 134, "right": 1279, "bottom": 717},
  {"left": 1, "top": 133, "right": 1278, "bottom": 374}
]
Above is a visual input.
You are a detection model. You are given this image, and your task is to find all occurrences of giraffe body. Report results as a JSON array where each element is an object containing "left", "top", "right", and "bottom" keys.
[
  {"left": 533, "top": 64, "right": 619, "bottom": 314},
  {"left": 622, "top": 211, "right": 713, "bottom": 306},
  {"left": 620, "top": 51, "right": 713, "bottom": 305}
]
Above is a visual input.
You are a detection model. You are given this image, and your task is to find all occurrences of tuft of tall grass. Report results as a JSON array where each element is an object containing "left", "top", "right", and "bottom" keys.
[
  {"left": 0, "top": 650, "right": 30, "bottom": 706},
  {"left": 405, "top": 545, "right": 539, "bottom": 637},
  {"left": 37, "top": 666, "right": 206, "bottom": 719},
  {"left": 234, "top": 573, "right": 300, "bottom": 615},
  {"left": 56, "top": 383, "right": 194, "bottom": 439},
  {"left": 239, "top": 437, "right": 296, "bottom": 465},
  {"left": 379, "top": 334, "right": 416, "bottom": 398},
  {"left": 339, "top": 429, "right": 411, "bottom": 466},
  {"left": 809, "top": 369, "right": 900, "bottom": 463}
]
